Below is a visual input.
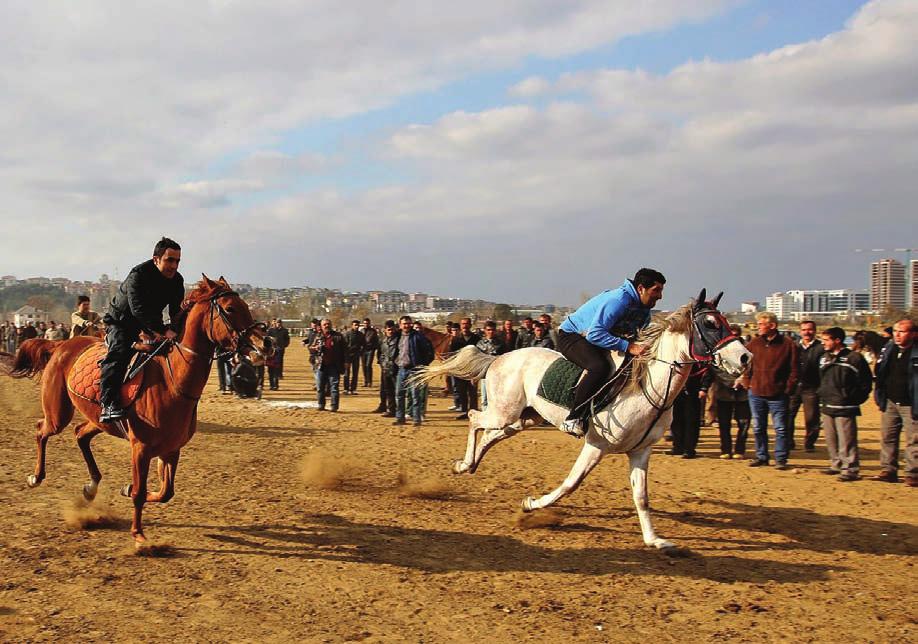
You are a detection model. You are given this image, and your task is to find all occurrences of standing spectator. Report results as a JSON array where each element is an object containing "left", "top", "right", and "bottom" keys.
[
  {"left": 20, "top": 322, "right": 38, "bottom": 342},
  {"left": 539, "top": 313, "right": 559, "bottom": 349},
  {"left": 850, "top": 335, "right": 877, "bottom": 372},
  {"left": 309, "top": 319, "right": 346, "bottom": 412},
  {"left": 376, "top": 321, "right": 399, "bottom": 417},
  {"left": 873, "top": 318, "right": 917, "bottom": 486},
  {"left": 516, "top": 317, "right": 535, "bottom": 349},
  {"left": 343, "top": 320, "right": 365, "bottom": 394},
  {"left": 6, "top": 324, "right": 19, "bottom": 352},
  {"left": 740, "top": 312, "right": 799, "bottom": 470},
  {"left": 361, "top": 318, "right": 379, "bottom": 388},
  {"left": 450, "top": 317, "right": 481, "bottom": 420},
  {"left": 44, "top": 321, "right": 66, "bottom": 341},
  {"left": 392, "top": 315, "right": 434, "bottom": 427},
  {"left": 216, "top": 349, "right": 233, "bottom": 394},
  {"left": 70, "top": 295, "right": 102, "bottom": 338},
  {"left": 530, "top": 321, "right": 555, "bottom": 349},
  {"left": 267, "top": 319, "right": 291, "bottom": 379},
  {"left": 789, "top": 320, "right": 825, "bottom": 452},
  {"left": 500, "top": 319, "right": 517, "bottom": 351},
  {"left": 668, "top": 368, "right": 706, "bottom": 458},
  {"left": 266, "top": 344, "right": 282, "bottom": 391},
  {"left": 476, "top": 320, "right": 508, "bottom": 410},
  {"left": 711, "top": 354, "right": 751, "bottom": 459},
  {"left": 817, "top": 327, "right": 873, "bottom": 482}
]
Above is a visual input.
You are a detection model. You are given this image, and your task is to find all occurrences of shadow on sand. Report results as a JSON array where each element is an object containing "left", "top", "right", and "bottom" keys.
[{"left": 167, "top": 512, "right": 839, "bottom": 584}]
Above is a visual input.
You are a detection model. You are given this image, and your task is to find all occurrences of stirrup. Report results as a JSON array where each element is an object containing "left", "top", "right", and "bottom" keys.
[
  {"left": 561, "top": 418, "right": 585, "bottom": 438},
  {"left": 100, "top": 405, "right": 125, "bottom": 423}
]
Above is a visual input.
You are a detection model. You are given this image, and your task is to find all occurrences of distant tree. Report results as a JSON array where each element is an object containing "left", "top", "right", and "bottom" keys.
[{"left": 492, "top": 303, "right": 513, "bottom": 322}]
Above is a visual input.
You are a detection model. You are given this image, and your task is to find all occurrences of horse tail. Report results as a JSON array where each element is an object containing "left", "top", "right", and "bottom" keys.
[
  {"left": 7, "top": 339, "right": 63, "bottom": 378},
  {"left": 412, "top": 345, "right": 497, "bottom": 386}
]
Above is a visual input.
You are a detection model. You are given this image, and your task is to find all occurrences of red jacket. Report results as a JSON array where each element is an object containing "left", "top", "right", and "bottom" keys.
[{"left": 742, "top": 332, "right": 799, "bottom": 397}]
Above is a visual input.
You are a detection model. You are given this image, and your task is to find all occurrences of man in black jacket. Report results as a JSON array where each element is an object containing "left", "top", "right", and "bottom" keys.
[
  {"left": 267, "top": 319, "right": 290, "bottom": 379},
  {"left": 449, "top": 317, "right": 480, "bottom": 420},
  {"left": 99, "top": 237, "right": 185, "bottom": 422},
  {"left": 817, "top": 327, "right": 873, "bottom": 482},
  {"left": 343, "top": 320, "right": 365, "bottom": 395},
  {"left": 873, "top": 318, "right": 917, "bottom": 485},
  {"left": 789, "top": 320, "right": 825, "bottom": 452},
  {"left": 376, "top": 321, "right": 399, "bottom": 416},
  {"left": 362, "top": 318, "right": 380, "bottom": 389}
]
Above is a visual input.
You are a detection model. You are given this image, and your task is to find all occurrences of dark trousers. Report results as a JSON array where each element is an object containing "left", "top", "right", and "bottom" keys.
[
  {"left": 275, "top": 348, "right": 285, "bottom": 377},
  {"left": 789, "top": 387, "right": 821, "bottom": 449},
  {"left": 453, "top": 377, "right": 477, "bottom": 412},
  {"left": 343, "top": 358, "right": 360, "bottom": 393},
  {"left": 361, "top": 351, "right": 375, "bottom": 387},
  {"left": 217, "top": 354, "right": 230, "bottom": 391},
  {"left": 379, "top": 368, "right": 397, "bottom": 413},
  {"left": 670, "top": 390, "right": 701, "bottom": 456},
  {"left": 717, "top": 399, "right": 750, "bottom": 455},
  {"left": 557, "top": 329, "right": 612, "bottom": 420},
  {"left": 99, "top": 325, "right": 136, "bottom": 407},
  {"left": 268, "top": 366, "right": 281, "bottom": 390}
]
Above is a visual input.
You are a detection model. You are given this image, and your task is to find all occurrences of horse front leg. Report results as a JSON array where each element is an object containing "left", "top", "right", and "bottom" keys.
[
  {"left": 522, "top": 440, "right": 604, "bottom": 512},
  {"left": 146, "top": 450, "right": 180, "bottom": 503},
  {"left": 75, "top": 422, "right": 103, "bottom": 500},
  {"left": 123, "top": 440, "right": 153, "bottom": 545},
  {"left": 628, "top": 446, "right": 673, "bottom": 550}
]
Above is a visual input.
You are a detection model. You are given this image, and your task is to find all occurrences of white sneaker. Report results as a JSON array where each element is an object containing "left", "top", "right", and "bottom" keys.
[{"left": 561, "top": 418, "right": 585, "bottom": 438}]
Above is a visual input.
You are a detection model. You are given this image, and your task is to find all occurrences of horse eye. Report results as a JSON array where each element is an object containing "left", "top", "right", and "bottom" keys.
[
  {"left": 225, "top": 307, "right": 235, "bottom": 314},
  {"left": 704, "top": 315, "right": 718, "bottom": 329}
]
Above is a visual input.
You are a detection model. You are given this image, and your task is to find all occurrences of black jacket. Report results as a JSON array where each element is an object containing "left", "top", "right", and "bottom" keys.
[
  {"left": 450, "top": 331, "right": 480, "bottom": 352},
  {"left": 818, "top": 348, "right": 873, "bottom": 417},
  {"left": 104, "top": 259, "right": 184, "bottom": 335},
  {"left": 344, "top": 328, "right": 366, "bottom": 358},
  {"left": 797, "top": 340, "right": 825, "bottom": 390},
  {"left": 310, "top": 331, "right": 347, "bottom": 371},
  {"left": 516, "top": 328, "right": 534, "bottom": 349},
  {"left": 268, "top": 326, "right": 290, "bottom": 349},
  {"left": 874, "top": 341, "right": 918, "bottom": 419},
  {"left": 377, "top": 333, "right": 399, "bottom": 373}
]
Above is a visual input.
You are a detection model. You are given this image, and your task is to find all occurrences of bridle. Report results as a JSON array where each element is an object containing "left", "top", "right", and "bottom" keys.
[
  {"left": 627, "top": 301, "right": 743, "bottom": 451},
  {"left": 205, "top": 289, "right": 268, "bottom": 361}
]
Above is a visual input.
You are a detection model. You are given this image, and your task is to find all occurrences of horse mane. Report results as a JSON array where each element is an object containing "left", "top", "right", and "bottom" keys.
[
  {"left": 625, "top": 303, "right": 694, "bottom": 392},
  {"left": 175, "top": 278, "right": 230, "bottom": 338}
]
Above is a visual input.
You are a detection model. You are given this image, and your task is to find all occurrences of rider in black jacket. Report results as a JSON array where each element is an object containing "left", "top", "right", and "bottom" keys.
[{"left": 99, "top": 238, "right": 185, "bottom": 422}]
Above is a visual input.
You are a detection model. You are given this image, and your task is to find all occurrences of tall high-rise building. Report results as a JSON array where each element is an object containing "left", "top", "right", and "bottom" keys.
[
  {"left": 911, "top": 259, "right": 918, "bottom": 310},
  {"left": 870, "top": 259, "right": 906, "bottom": 310}
]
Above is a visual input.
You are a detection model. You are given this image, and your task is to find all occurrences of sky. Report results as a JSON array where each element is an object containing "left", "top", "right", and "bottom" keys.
[{"left": 1, "top": 0, "right": 915, "bottom": 309}]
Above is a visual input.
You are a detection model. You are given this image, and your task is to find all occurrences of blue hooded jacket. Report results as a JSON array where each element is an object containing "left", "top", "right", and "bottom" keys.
[{"left": 559, "top": 280, "right": 652, "bottom": 352}]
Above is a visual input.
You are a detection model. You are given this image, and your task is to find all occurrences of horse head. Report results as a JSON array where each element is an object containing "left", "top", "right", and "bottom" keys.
[
  {"left": 690, "top": 288, "right": 750, "bottom": 376},
  {"left": 185, "top": 275, "right": 274, "bottom": 362}
]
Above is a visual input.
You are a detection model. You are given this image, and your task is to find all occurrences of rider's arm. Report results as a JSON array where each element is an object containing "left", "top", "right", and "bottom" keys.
[
  {"left": 584, "top": 295, "right": 631, "bottom": 352},
  {"left": 125, "top": 271, "right": 167, "bottom": 335}
]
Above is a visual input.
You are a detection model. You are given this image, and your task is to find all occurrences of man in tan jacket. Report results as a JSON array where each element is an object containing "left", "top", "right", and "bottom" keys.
[{"left": 70, "top": 295, "right": 102, "bottom": 338}]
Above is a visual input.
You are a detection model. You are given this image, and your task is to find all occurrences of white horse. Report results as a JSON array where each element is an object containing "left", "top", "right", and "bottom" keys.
[{"left": 415, "top": 291, "right": 751, "bottom": 551}]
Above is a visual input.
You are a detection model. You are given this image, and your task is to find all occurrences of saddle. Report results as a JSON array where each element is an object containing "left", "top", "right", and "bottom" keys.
[
  {"left": 537, "top": 352, "right": 630, "bottom": 413},
  {"left": 67, "top": 342, "right": 144, "bottom": 407}
]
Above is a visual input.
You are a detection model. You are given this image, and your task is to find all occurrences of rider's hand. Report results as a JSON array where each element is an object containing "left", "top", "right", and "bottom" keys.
[
  {"left": 627, "top": 342, "right": 647, "bottom": 357},
  {"left": 698, "top": 389, "right": 707, "bottom": 399}
]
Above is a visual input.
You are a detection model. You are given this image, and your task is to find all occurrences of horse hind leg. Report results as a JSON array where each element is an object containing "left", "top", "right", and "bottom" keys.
[
  {"left": 467, "top": 425, "right": 520, "bottom": 474},
  {"left": 522, "top": 441, "right": 604, "bottom": 512},
  {"left": 453, "top": 412, "right": 483, "bottom": 474},
  {"left": 75, "top": 423, "right": 103, "bottom": 500},
  {"left": 145, "top": 450, "right": 179, "bottom": 503},
  {"left": 27, "top": 376, "right": 75, "bottom": 488}
]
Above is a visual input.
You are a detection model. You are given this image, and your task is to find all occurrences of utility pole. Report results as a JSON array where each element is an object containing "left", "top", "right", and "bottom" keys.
[{"left": 855, "top": 248, "right": 918, "bottom": 310}]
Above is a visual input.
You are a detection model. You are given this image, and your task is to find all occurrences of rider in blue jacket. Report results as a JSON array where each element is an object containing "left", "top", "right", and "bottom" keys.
[{"left": 557, "top": 268, "right": 666, "bottom": 436}]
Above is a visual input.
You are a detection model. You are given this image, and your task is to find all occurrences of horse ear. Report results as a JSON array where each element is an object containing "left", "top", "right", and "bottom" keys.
[
  {"left": 711, "top": 291, "right": 723, "bottom": 309},
  {"left": 695, "top": 289, "right": 706, "bottom": 310},
  {"left": 218, "top": 275, "right": 227, "bottom": 284}
]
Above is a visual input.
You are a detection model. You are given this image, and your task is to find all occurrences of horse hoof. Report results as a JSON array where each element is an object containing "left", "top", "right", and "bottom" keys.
[
  {"left": 82, "top": 482, "right": 98, "bottom": 501},
  {"left": 120, "top": 483, "right": 133, "bottom": 498},
  {"left": 451, "top": 460, "right": 469, "bottom": 475},
  {"left": 26, "top": 474, "right": 41, "bottom": 488},
  {"left": 521, "top": 497, "right": 534, "bottom": 513}
]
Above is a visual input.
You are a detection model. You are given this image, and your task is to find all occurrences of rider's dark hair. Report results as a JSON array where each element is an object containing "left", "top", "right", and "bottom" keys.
[
  {"left": 823, "top": 327, "right": 846, "bottom": 342},
  {"left": 633, "top": 268, "right": 666, "bottom": 289},
  {"left": 76, "top": 295, "right": 90, "bottom": 305},
  {"left": 153, "top": 237, "right": 181, "bottom": 257}
]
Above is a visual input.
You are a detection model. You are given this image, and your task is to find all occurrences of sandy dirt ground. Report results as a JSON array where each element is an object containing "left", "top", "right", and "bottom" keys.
[{"left": 1, "top": 343, "right": 916, "bottom": 642}]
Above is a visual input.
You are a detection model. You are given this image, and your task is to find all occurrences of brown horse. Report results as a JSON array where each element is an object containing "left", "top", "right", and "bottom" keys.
[
  {"left": 421, "top": 326, "right": 453, "bottom": 359},
  {"left": 6, "top": 276, "right": 270, "bottom": 546}
]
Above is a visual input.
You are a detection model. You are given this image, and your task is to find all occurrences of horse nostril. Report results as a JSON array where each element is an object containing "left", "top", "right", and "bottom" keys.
[{"left": 740, "top": 353, "right": 749, "bottom": 366}]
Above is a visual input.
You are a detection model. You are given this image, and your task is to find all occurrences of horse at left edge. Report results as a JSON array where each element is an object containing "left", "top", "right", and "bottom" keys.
[{"left": 4, "top": 276, "right": 272, "bottom": 546}]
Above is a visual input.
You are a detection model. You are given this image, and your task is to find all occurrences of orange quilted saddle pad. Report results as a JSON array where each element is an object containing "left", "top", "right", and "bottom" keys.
[{"left": 67, "top": 342, "right": 144, "bottom": 407}]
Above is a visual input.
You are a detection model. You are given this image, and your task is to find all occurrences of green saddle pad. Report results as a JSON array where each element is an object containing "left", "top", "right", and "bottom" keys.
[
  {"left": 537, "top": 356, "right": 625, "bottom": 413},
  {"left": 537, "top": 357, "right": 584, "bottom": 410}
]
